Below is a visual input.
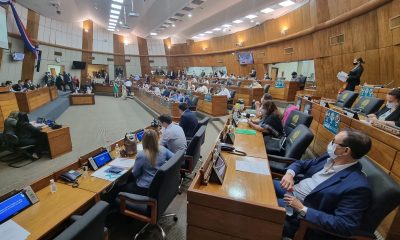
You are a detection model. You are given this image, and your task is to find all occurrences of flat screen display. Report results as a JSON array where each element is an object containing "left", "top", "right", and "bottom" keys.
[
  {"left": 238, "top": 52, "right": 254, "bottom": 64},
  {"left": 12, "top": 52, "right": 25, "bottom": 61},
  {"left": 136, "top": 130, "right": 144, "bottom": 142},
  {"left": 92, "top": 150, "right": 113, "bottom": 168},
  {"left": 72, "top": 61, "right": 86, "bottom": 69},
  {"left": 0, "top": 7, "right": 8, "bottom": 50},
  {"left": 0, "top": 192, "right": 32, "bottom": 224}
]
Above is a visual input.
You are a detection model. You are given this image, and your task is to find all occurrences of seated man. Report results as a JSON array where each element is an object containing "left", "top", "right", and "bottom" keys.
[
  {"left": 216, "top": 85, "right": 231, "bottom": 98},
  {"left": 274, "top": 130, "right": 372, "bottom": 239},
  {"left": 178, "top": 103, "right": 198, "bottom": 138},
  {"left": 158, "top": 114, "right": 187, "bottom": 153}
]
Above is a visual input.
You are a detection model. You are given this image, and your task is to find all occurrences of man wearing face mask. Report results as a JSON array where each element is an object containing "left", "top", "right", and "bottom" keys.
[
  {"left": 367, "top": 88, "right": 400, "bottom": 127},
  {"left": 345, "top": 57, "right": 365, "bottom": 91},
  {"left": 274, "top": 130, "right": 372, "bottom": 239}
]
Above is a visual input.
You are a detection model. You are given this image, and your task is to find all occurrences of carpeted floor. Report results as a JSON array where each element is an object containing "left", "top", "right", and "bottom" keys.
[{"left": 0, "top": 95, "right": 224, "bottom": 240}]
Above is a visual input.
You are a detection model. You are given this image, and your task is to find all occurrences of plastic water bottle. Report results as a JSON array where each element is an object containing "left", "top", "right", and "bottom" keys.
[
  {"left": 50, "top": 179, "right": 57, "bottom": 193},
  {"left": 285, "top": 191, "right": 294, "bottom": 216},
  {"left": 115, "top": 144, "right": 121, "bottom": 158},
  {"left": 82, "top": 166, "right": 88, "bottom": 178}
]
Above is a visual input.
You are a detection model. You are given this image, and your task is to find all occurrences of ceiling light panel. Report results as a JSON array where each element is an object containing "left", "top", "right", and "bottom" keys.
[
  {"left": 110, "top": 15, "right": 119, "bottom": 19},
  {"left": 109, "top": 19, "right": 117, "bottom": 23},
  {"left": 261, "top": 8, "right": 274, "bottom": 13},
  {"left": 233, "top": 19, "right": 243, "bottom": 24},
  {"left": 150, "top": 32, "right": 157, "bottom": 36},
  {"left": 205, "top": 31, "right": 212, "bottom": 34},
  {"left": 110, "top": 10, "right": 120, "bottom": 15},
  {"left": 109, "top": 23, "right": 116, "bottom": 26},
  {"left": 112, "top": 0, "right": 124, "bottom": 3},
  {"left": 111, "top": 4, "right": 122, "bottom": 10},
  {"left": 213, "top": 28, "right": 221, "bottom": 31},
  {"left": 279, "top": 1, "right": 295, "bottom": 7},
  {"left": 245, "top": 14, "right": 257, "bottom": 19},
  {"left": 222, "top": 24, "right": 231, "bottom": 28}
]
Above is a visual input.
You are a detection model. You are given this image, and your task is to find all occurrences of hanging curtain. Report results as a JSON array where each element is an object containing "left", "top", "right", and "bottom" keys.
[{"left": 0, "top": 0, "right": 39, "bottom": 59}]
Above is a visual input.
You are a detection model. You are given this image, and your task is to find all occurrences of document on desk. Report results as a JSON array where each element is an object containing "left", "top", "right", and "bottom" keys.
[
  {"left": 0, "top": 220, "right": 30, "bottom": 240},
  {"left": 91, "top": 165, "right": 128, "bottom": 181},
  {"left": 109, "top": 158, "right": 135, "bottom": 169},
  {"left": 236, "top": 159, "right": 270, "bottom": 175}
]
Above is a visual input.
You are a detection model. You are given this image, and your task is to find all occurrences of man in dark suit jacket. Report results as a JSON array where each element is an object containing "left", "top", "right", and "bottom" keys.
[
  {"left": 178, "top": 103, "right": 198, "bottom": 138},
  {"left": 368, "top": 88, "right": 400, "bottom": 127},
  {"left": 274, "top": 130, "right": 372, "bottom": 239}
]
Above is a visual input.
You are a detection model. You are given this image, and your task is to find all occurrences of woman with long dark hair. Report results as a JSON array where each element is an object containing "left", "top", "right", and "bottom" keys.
[
  {"left": 248, "top": 100, "right": 283, "bottom": 138},
  {"left": 345, "top": 57, "right": 365, "bottom": 91}
]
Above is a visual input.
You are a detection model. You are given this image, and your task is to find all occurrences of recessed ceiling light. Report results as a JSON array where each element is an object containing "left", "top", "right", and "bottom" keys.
[
  {"left": 233, "top": 19, "right": 243, "bottom": 24},
  {"left": 111, "top": 4, "right": 122, "bottom": 10},
  {"left": 119, "top": 21, "right": 123, "bottom": 24},
  {"left": 112, "top": 0, "right": 124, "bottom": 3},
  {"left": 199, "top": 33, "right": 205, "bottom": 36},
  {"left": 109, "top": 23, "right": 116, "bottom": 26},
  {"left": 110, "top": 15, "right": 119, "bottom": 19},
  {"left": 222, "top": 24, "right": 231, "bottom": 28},
  {"left": 213, "top": 28, "right": 221, "bottom": 31},
  {"left": 279, "top": 0, "right": 295, "bottom": 7},
  {"left": 192, "top": 36, "right": 199, "bottom": 39},
  {"left": 251, "top": 20, "right": 254, "bottom": 23},
  {"left": 110, "top": 10, "right": 120, "bottom": 15},
  {"left": 261, "top": 8, "right": 274, "bottom": 14},
  {"left": 245, "top": 14, "right": 257, "bottom": 19},
  {"left": 188, "top": 13, "right": 192, "bottom": 18},
  {"left": 150, "top": 32, "right": 157, "bottom": 36},
  {"left": 109, "top": 19, "right": 117, "bottom": 23},
  {"left": 205, "top": 31, "right": 212, "bottom": 34},
  {"left": 172, "top": 24, "right": 176, "bottom": 27}
]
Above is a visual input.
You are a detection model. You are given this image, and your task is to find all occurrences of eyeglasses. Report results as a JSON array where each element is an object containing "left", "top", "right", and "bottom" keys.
[{"left": 331, "top": 139, "right": 347, "bottom": 147}]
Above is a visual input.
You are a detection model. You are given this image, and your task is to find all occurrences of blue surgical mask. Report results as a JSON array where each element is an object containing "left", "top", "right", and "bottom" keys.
[{"left": 327, "top": 141, "right": 338, "bottom": 159}]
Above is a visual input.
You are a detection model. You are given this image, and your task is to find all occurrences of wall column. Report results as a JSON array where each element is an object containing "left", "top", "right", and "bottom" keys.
[
  {"left": 81, "top": 19, "right": 93, "bottom": 85},
  {"left": 21, "top": 9, "right": 39, "bottom": 82},
  {"left": 137, "top": 36, "right": 151, "bottom": 74},
  {"left": 113, "top": 34, "right": 126, "bottom": 77}
]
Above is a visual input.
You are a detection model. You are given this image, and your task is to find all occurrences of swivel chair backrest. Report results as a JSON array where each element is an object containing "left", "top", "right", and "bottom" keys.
[
  {"left": 183, "top": 126, "right": 205, "bottom": 171},
  {"left": 191, "top": 96, "right": 199, "bottom": 107},
  {"left": 148, "top": 150, "right": 184, "bottom": 219},
  {"left": 352, "top": 96, "right": 384, "bottom": 115},
  {"left": 284, "top": 110, "right": 313, "bottom": 136},
  {"left": 336, "top": 90, "right": 359, "bottom": 108},
  {"left": 284, "top": 124, "right": 314, "bottom": 159},
  {"left": 229, "top": 90, "right": 236, "bottom": 100}
]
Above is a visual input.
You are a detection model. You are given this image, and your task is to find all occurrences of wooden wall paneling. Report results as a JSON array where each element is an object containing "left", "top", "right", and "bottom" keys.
[
  {"left": 394, "top": 46, "right": 400, "bottom": 83},
  {"left": 364, "top": 11, "right": 380, "bottom": 50},
  {"left": 350, "top": 0, "right": 371, "bottom": 10},
  {"left": 379, "top": 46, "right": 394, "bottom": 85},
  {"left": 327, "top": 0, "right": 352, "bottom": 20},
  {"left": 81, "top": 20, "right": 93, "bottom": 85},
  {"left": 364, "top": 49, "right": 381, "bottom": 85},
  {"left": 312, "top": 28, "right": 331, "bottom": 58},
  {"left": 377, "top": 3, "right": 393, "bottom": 48},
  {"left": 315, "top": 0, "right": 331, "bottom": 24},
  {"left": 390, "top": 0, "right": 400, "bottom": 45},
  {"left": 21, "top": 9, "right": 40, "bottom": 82},
  {"left": 137, "top": 37, "right": 151, "bottom": 74},
  {"left": 113, "top": 34, "right": 126, "bottom": 76}
]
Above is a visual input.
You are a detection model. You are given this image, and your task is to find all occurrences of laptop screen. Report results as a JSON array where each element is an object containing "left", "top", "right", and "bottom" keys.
[
  {"left": 92, "top": 150, "right": 113, "bottom": 168},
  {"left": 0, "top": 192, "right": 32, "bottom": 224},
  {"left": 136, "top": 130, "right": 144, "bottom": 142}
]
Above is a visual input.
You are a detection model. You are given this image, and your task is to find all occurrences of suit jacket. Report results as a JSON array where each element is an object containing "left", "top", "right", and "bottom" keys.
[
  {"left": 288, "top": 154, "right": 371, "bottom": 236},
  {"left": 346, "top": 65, "right": 364, "bottom": 91},
  {"left": 375, "top": 106, "right": 400, "bottom": 127},
  {"left": 179, "top": 110, "right": 198, "bottom": 138}
]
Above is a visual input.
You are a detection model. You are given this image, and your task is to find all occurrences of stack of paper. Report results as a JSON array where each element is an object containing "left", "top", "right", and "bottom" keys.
[
  {"left": 337, "top": 71, "right": 348, "bottom": 82},
  {"left": 91, "top": 165, "right": 128, "bottom": 181},
  {"left": 236, "top": 159, "right": 270, "bottom": 175},
  {"left": 109, "top": 158, "right": 135, "bottom": 169},
  {"left": 0, "top": 220, "right": 30, "bottom": 240}
]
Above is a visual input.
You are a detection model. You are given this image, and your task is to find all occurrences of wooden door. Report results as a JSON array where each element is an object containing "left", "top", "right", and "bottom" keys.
[{"left": 271, "top": 67, "right": 278, "bottom": 81}]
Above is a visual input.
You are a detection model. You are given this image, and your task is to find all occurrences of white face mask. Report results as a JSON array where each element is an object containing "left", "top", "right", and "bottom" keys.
[
  {"left": 327, "top": 141, "right": 338, "bottom": 159},
  {"left": 386, "top": 102, "right": 397, "bottom": 110}
]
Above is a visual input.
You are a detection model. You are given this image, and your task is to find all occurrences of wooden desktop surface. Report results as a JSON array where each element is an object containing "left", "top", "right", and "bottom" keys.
[
  {"left": 13, "top": 184, "right": 95, "bottom": 240},
  {"left": 234, "top": 122, "right": 268, "bottom": 159}
]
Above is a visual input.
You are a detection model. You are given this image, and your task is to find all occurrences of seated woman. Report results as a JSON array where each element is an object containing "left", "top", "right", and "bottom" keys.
[
  {"left": 124, "top": 129, "right": 173, "bottom": 195},
  {"left": 367, "top": 88, "right": 400, "bottom": 127},
  {"left": 255, "top": 93, "right": 273, "bottom": 118},
  {"left": 248, "top": 100, "right": 283, "bottom": 139},
  {"left": 15, "top": 112, "right": 48, "bottom": 159}
]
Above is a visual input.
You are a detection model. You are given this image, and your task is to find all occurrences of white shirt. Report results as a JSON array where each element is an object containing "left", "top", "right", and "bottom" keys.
[
  {"left": 217, "top": 88, "right": 231, "bottom": 98},
  {"left": 196, "top": 86, "right": 208, "bottom": 94},
  {"left": 288, "top": 158, "right": 358, "bottom": 202},
  {"left": 125, "top": 80, "right": 132, "bottom": 87},
  {"left": 153, "top": 87, "right": 161, "bottom": 96},
  {"left": 160, "top": 124, "right": 187, "bottom": 153}
]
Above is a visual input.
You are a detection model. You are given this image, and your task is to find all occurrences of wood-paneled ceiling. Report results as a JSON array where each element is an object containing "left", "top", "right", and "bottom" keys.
[{"left": 16, "top": 0, "right": 306, "bottom": 41}]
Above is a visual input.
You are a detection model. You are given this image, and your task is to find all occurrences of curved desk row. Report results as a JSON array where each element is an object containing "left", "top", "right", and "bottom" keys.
[{"left": 15, "top": 87, "right": 58, "bottom": 113}]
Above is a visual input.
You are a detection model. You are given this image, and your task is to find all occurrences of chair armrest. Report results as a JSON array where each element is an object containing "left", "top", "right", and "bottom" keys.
[
  {"left": 70, "top": 215, "right": 82, "bottom": 222},
  {"left": 118, "top": 192, "right": 158, "bottom": 224},
  {"left": 182, "top": 155, "right": 194, "bottom": 172},
  {"left": 294, "top": 219, "right": 373, "bottom": 240},
  {"left": 267, "top": 154, "right": 297, "bottom": 164}
]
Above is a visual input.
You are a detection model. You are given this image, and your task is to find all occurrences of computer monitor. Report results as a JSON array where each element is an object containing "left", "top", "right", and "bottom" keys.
[
  {"left": 136, "top": 129, "right": 144, "bottom": 142},
  {"left": 92, "top": 150, "right": 113, "bottom": 169},
  {"left": 0, "top": 191, "right": 32, "bottom": 224}
]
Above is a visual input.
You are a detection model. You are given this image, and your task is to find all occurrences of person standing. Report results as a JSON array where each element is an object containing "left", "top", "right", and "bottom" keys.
[
  {"left": 345, "top": 57, "right": 365, "bottom": 91},
  {"left": 113, "top": 80, "right": 119, "bottom": 98},
  {"left": 178, "top": 103, "right": 198, "bottom": 138},
  {"left": 125, "top": 79, "right": 132, "bottom": 96}
]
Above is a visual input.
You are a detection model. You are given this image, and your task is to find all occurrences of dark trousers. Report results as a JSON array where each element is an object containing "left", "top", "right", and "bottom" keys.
[{"left": 126, "top": 86, "right": 131, "bottom": 96}]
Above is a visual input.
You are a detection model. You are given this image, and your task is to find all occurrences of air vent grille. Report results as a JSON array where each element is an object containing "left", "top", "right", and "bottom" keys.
[
  {"left": 390, "top": 15, "right": 400, "bottom": 30},
  {"left": 284, "top": 47, "right": 294, "bottom": 55},
  {"left": 54, "top": 51, "right": 62, "bottom": 56},
  {"left": 107, "top": 58, "right": 114, "bottom": 61},
  {"left": 329, "top": 34, "right": 345, "bottom": 45}
]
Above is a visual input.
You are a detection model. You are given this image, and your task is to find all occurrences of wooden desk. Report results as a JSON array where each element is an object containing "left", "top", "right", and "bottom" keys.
[
  {"left": 133, "top": 87, "right": 180, "bottom": 121},
  {"left": 230, "top": 86, "right": 264, "bottom": 106},
  {"left": 94, "top": 84, "right": 121, "bottom": 95},
  {"left": 0, "top": 92, "right": 19, "bottom": 131},
  {"left": 0, "top": 86, "right": 9, "bottom": 93},
  {"left": 41, "top": 126, "right": 72, "bottom": 159},
  {"left": 15, "top": 88, "right": 51, "bottom": 113},
  {"left": 69, "top": 94, "right": 95, "bottom": 105},
  {"left": 187, "top": 131, "right": 285, "bottom": 239},
  {"left": 268, "top": 81, "right": 300, "bottom": 102},
  {"left": 198, "top": 95, "right": 227, "bottom": 116},
  {"left": 48, "top": 86, "right": 58, "bottom": 101},
  {"left": 12, "top": 184, "right": 96, "bottom": 240}
]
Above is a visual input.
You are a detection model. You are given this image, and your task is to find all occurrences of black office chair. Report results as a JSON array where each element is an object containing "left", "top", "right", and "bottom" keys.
[
  {"left": 227, "top": 90, "right": 236, "bottom": 110},
  {"left": 54, "top": 201, "right": 109, "bottom": 240},
  {"left": 351, "top": 96, "right": 384, "bottom": 115},
  {"left": 267, "top": 124, "right": 314, "bottom": 176},
  {"left": 267, "top": 110, "right": 313, "bottom": 155},
  {"left": 117, "top": 150, "right": 184, "bottom": 240},
  {"left": 189, "top": 96, "right": 199, "bottom": 111},
  {"left": 194, "top": 117, "right": 209, "bottom": 145},
  {"left": 180, "top": 126, "right": 205, "bottom": 192},
  {"left": 264, "top": 84, "right": 271, "bottom": 93},
  {"left": 294, "top": 157, "right": 400, "bottom": 240},
  {"left": 298, "top": 76, "right": 307, "bottom": 90},
  {"left": 335, "top": 90, "right": 359, "bottom": 108}
]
